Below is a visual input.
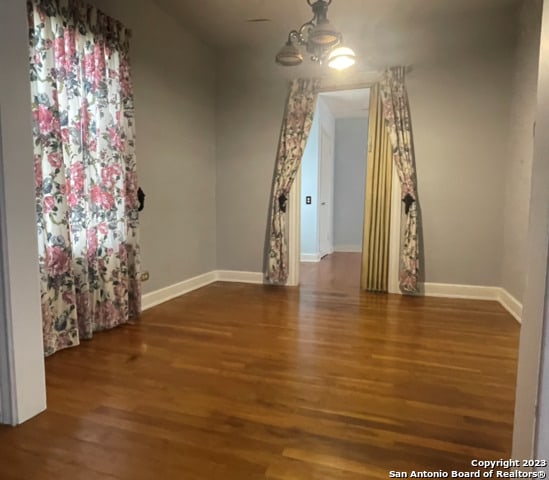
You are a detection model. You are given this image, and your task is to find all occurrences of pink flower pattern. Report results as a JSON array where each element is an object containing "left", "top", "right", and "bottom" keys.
[
  {"left": 47, "top": 152, "right": 63, "bottom": 169},
  {"left": 28, "top": 0, "right": 141, "bottom": 356},
  {"left": 380, "top": 68, "right": 421, "bottom": 294},
  {"left": 43, "top": 195, "right": 56, "bottom": 213},
  {"left": 266, "top": 79, "right": 320, "bottom": 284},
  {"left": 45, "top": 246, "right": 71, "bottom": 276},
  {"left": 34, "top": 104, "right": 59, "bottom": 134}
]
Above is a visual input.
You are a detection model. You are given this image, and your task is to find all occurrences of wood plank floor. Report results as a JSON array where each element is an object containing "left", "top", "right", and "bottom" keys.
[{"left": 0, "top": 253, "right": 520, "bottom": 479}]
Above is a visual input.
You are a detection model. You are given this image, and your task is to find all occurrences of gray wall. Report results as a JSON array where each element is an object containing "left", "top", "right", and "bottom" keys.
[
  {"left": 406, "top": 51, "right": 513, "bottom": 286},
  {"left": 333, "top": 118, "right": 368, "bottom": 251},
  {"left": 0, "top": 1, "right": 47, "bottom": 423},
  {"left": 92, "top": 0, "right": 218, "bottom": 294},
  {"left": 502, "top": 0, "right": 543, "bottom": 303},
  {"left": 216, "top": 63, "right": 288, "bottom": 272}
]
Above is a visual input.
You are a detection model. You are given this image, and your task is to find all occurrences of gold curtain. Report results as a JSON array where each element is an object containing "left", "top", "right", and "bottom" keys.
[{"left": 361, "top": 84, "right": 393, "bottom": 292}]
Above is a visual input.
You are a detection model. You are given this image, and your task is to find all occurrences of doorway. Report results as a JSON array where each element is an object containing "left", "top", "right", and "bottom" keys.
[
  {"left": 296, "top": 88, "right": 370, "bottom": 288},
  {"left": 289, "top": 87, "right": 402, "bottom": 291}
]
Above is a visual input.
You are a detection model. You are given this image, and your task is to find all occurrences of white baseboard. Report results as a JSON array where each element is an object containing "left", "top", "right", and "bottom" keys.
[
  {"left": 142, "top": 276, "right": 523, "bottom": 325},
  {"left": 216, "top": 270, "right": 264, "bottom": 284},
  {"left": 301, "top": 253, "right": 321, "bottom": 262},
  {"left": 334, "top": 245, "right": 362, "bottom": 253},
  {"left": 497, "top": 288, "right": 523, "bottom": 323},
  {"left": 142, "top": 271, "right": 217, "bottom": 310},
  {"left": 142, "top": 270, "right": 264, "bottom": 310},
  {"left": 422, "top": 282, "right": 499, "bottom": 301},
  {"left": 422, "top": 282, "right": 522, "bottom": 323}
]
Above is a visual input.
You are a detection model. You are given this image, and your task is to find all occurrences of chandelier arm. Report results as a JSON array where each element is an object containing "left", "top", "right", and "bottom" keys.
[
  {"left": 299, "top": 20, "right": 315, "bottom": 34},
  {"left": 288, "top": 30, "right": 300, "bottom": 43}
]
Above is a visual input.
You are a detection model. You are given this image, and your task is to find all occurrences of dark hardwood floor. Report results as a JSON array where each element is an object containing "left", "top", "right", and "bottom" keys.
[{"left": 0, "top": 253, "right": 520, "bottom": 479}]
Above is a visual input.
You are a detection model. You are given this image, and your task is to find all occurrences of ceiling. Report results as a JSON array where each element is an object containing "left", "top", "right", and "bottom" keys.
[
  {"left": 152, "top": 0, "right": 520, "bottom": 67},
  {"left": 320, "top": 88, "right": 370, "bottom": 119}
]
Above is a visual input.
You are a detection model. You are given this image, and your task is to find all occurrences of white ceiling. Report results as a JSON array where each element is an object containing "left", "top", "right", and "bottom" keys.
[
  {"left": 152, "top": 0, "right": 520, "bottom": 68},
  {"left": 320, "top": 88, "right": 370, "bottom": 119}
]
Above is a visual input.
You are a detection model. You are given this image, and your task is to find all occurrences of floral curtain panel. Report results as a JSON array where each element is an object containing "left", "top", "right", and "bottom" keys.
[
  {"left": 266, "top": 78, "right": 320, "bottom": 284},
  {"left": 379, "top": 67, "right": 421, "bottom": 293},
  {"left": 28, "top": 0, "right": 141, "bottom": 356}
]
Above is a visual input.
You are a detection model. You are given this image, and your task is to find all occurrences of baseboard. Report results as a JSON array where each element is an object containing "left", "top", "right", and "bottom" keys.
[
  {"left": 142, "top": 270, "right": 264, "bottom": 310},
  {"left": 497, "top": 288, "right": 523, "bottom": 324},
  {"left": 216, "top": 270, "right": 264, "bottom": 284},
  {"left": 334, "top": 245, "right": 362, "bottom": 253},
  {"left": 422, "top": 283, "right": 522, "bottom": 323},
  {"left": 301, "top": 253, "right": 321, "bottom": 262},
  {"left": 143, "top": 276, "right": 523, "bottom": 324},
  {"left": 422, "top": 282, "right": 499, "bottom": 301},
  {"left": 142, "top": 271, "right": 217, "bottom": 310}
]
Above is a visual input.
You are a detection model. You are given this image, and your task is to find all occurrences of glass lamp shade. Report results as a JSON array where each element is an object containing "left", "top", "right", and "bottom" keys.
[
  {"left": 275, "top": 42, "right": 304, "bottom": 67},
  {"left": 327, "top": 46, "right": 356, "bottom": 70},
  {"left": 308, "top": 19, "right": 340, "bottom": 47}
]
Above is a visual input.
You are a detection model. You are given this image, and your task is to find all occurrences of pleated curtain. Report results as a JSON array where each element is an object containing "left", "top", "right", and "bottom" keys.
[
  {"left": 379, "top": 67, "right": 421, "bottom": 294},
  {"left": 28, "top": 0, "right": 141, "bottom": 355},
  {"left": 265, "top": 78, "right": 320, "bottom": 284},
  {"left": 361, "top": 84, "right": 393, "bottom": 292}
]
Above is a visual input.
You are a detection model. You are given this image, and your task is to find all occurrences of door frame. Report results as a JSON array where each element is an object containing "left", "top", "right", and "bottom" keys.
[
  {"left": 512, "top": 0, "right": 549, "bottom": 455},
  {"left": 387, "top": 169, "right": 402, "bottom": 294},
  {"left": 287, "top": 86, "right": 402, "bottom": 290},
  {"left": 318, "top": 125, "right": 335, "bottom": 259},
  {"left": 0, "top": 214, "right": 16, "bottom": 426},
  {"left": 287, "top": 164, "right": 302, "bottom": 286},
  {"left": 0, "top": 114, "right": 16, "bottom": 425}
]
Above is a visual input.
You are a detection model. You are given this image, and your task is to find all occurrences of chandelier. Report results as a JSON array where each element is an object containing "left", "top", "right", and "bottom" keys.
[{"left": 275, "top": 0, "right": 356, "bottom": 70}]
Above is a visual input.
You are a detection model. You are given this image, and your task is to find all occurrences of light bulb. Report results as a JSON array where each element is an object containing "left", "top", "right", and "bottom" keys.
[{"left": 328, "top": 46, "right": 356, "bottom": 70}]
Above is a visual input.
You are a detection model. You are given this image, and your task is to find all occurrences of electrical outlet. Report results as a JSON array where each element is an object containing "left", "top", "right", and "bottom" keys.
[
  {"left": 140, "top": 271, "right": 150, "bottom": 282},
  {"left": 306, "top": 196, "right": 312, "bottom": 205}
]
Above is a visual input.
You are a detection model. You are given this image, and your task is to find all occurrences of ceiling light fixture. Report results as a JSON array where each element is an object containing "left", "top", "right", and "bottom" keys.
[
  {"left": 327, "top": 46, "right": 356, "bottom": 70},
  {"left": 275, "top": 0, "right": 356, "bottom": 70}
]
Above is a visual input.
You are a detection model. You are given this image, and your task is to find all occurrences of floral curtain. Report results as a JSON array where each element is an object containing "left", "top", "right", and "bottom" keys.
[
  {"left": 28, "top": 0, "right": 141, "bottom": 356},
  {"left": 379, "top": 67, "right": 421, "bottom": 293},
  {"left": 266, "top": 78, "right": 320, "bottom": 284}
]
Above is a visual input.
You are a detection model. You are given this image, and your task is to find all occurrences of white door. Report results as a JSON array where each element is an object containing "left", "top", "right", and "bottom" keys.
[{"left": 318, "top": 127, "right": 334, "bottom": 258}]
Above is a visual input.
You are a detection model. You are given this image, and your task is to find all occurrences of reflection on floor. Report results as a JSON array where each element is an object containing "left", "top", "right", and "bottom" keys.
[{"left": 300, "top": 252, "right": 362, "bottom": 291}]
